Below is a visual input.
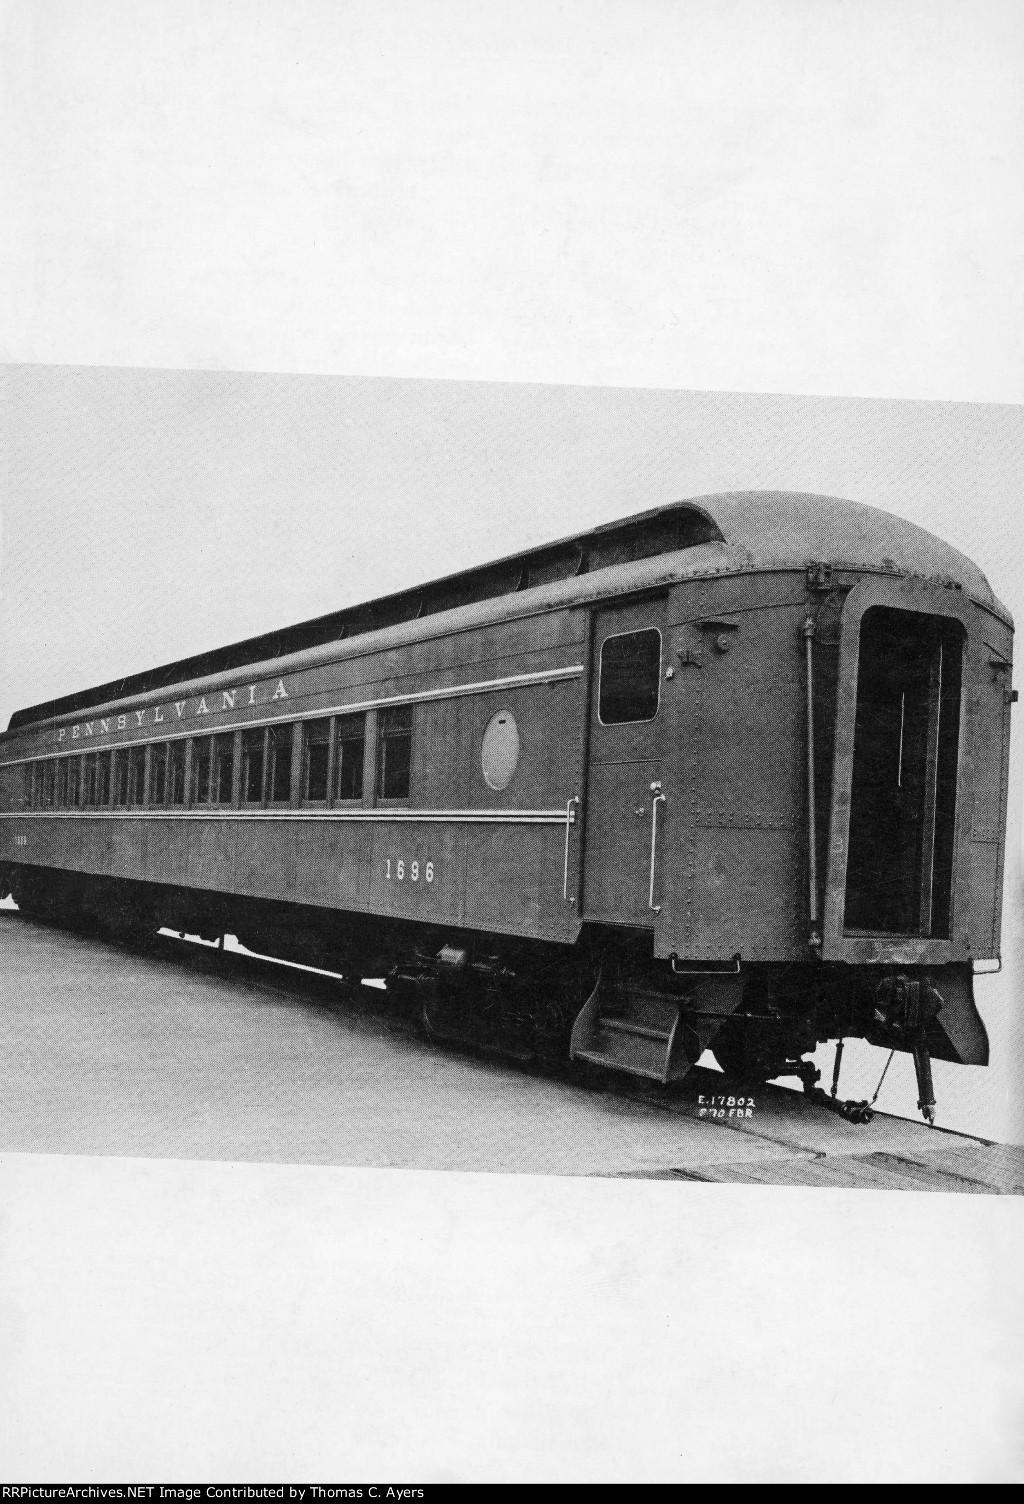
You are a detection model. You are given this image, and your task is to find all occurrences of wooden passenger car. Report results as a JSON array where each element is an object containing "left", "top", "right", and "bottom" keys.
[{"left": 0, "top": 493, "right": 1015, "bottom": 1118}]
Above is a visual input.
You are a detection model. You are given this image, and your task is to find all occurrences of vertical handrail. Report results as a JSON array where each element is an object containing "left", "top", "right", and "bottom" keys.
[
  {"left": 563, "top": 796, "right": 580, "bottom": 901},
  {"left": 648, "top": 781, "right": 666, "bottom": 913},
  {"left": 803, "top": 616, "right": 821, "bottom": 948}
]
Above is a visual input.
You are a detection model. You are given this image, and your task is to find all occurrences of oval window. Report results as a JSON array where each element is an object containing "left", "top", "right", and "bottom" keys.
[{"left": 481, "top": 710, "right": 520, "bottom": 791}]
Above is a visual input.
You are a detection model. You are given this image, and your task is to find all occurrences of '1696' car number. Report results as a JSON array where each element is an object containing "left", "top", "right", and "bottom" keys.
[{"left": 385, "top": 858, "right": 434, "bottom": 882}]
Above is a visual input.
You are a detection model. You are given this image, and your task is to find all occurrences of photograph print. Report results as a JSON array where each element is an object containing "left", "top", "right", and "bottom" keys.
[{"left": 1, "top": 371, "right": 1020, "bottom": 1195}]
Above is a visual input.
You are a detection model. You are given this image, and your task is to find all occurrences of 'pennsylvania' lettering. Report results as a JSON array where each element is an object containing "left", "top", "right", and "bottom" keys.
[{"left": 54, "top": 678, "right": 293, "bottom": 745}]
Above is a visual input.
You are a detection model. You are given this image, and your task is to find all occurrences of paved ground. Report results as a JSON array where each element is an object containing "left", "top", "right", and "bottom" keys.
[{"left": 2, "top": 910, "right": 1022, "bottom": 1190}]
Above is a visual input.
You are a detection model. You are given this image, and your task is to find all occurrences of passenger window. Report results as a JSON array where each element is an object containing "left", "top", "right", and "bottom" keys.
[
  {"left": 168, "top": 742, "right": 186, "bottom": 806},
  {"left": 242, "top": 729, "right": 265, "bottom": 803},
  {"left": 149, "top": 744, "right": 168, "bottom": 806},
  {"left": 66, "top": 757, "right": 80, "bottom": 808},
  {"left": 334, "top": 714, "right": 365, "bottom": 801},
  {"left": 598, "top": 629, "right": 661, "bottom": 725},
  {"left": 268, "top": 723, "right": 293, "bottom": 804},
  {"left": 40, "top": 760, "right": 55, "bottom": 808},
  {"left": 213, "top": 734, "right": 235, "bottom": 804},
  {"left": 191, "top": 736, "right": 212, "bottom": 805},
  {"left": 128, "top": 745, "right": 146, "bottom": 806},
  {"left": 56, "top": 760, "right": 68, "bottom": 808},
  {"left": 377, "top": 705, "right": 412, "bottom": 800},
  {"left": 113, "top": 750, "right": 130, "bottom": 807},
  {"left": 81, "top": 754, "right": 96, "bottom": 807},
  {"left": 96, "top": 752, "right": 112, "bottom": 807},
  {"left": 303, "top": 719, "right": 330, "bottom": 802}
]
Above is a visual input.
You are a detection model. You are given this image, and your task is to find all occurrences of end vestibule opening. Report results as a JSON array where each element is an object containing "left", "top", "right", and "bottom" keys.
[{"left": 843, "top": 607, "right": 964, "bottom": 938}]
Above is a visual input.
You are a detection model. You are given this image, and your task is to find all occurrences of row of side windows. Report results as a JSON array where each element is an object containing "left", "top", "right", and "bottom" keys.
[{"left": 21, "top": 708, "right": 413, "bottom": 811}]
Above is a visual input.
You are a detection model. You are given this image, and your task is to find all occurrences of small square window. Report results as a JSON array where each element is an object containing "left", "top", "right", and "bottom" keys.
[{"left": 598, "top": 629, "right": 661, "bottom": 725}]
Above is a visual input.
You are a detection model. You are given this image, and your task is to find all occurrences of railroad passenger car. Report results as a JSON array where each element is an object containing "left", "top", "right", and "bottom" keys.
[{"left": 0, "top": 493, "right": 1015, "bottom": 1121}]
